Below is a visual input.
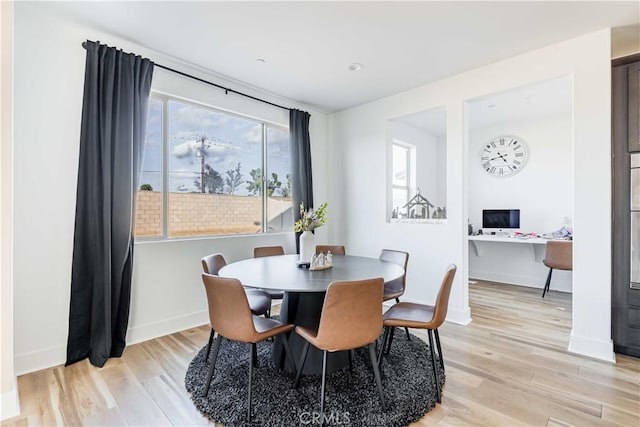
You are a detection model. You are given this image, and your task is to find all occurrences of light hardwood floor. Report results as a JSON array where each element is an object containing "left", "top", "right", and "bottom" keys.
[{"left": 3, "top": 281, "right": 639, "bottom": 426}]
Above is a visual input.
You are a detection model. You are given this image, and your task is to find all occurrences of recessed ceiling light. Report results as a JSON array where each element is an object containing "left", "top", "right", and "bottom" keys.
[
  {"left": 487, "top": 104, "right": 496, "bottom": 109},
  {"left": 348, "top": 62, "right": 364, "bottom": 72},
  {"left": 256, "top": 58, "right": 266, "bottom": 64}
]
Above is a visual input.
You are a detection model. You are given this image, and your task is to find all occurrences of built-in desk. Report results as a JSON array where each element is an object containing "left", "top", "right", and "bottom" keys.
[{"left": 468, "top": 235, "right": 553, "bottom": 262}]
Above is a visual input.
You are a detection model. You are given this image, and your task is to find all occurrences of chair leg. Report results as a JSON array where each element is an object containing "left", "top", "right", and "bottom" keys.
[
  {"left": 251, "top": 343, "right": 259, "bottom": 369},
  {"left": 247, "top": 343, "right": 254, "bottom": 421},
  {"left": 396, "top": 298, "right": 411, "bottom": 341},
  {"left": 294, "top": 341, "right": 311, "bottom": 388},
  {"left": 385, "top": 327, "right": 396, "bottom": 355},
  {"left": 434, "top": 329, "right": 445, "bottom": 372},
  {"left": 203, "top": 335, "right": 222, "bottom": 396},
  {"left": 378, "top": 327, "right": 390, "bottom": 367},
  {"left": 204, "top": 328, "right": 215, "bottom": 361},
  {"left": 427, "top": 330, "right": 441, "bottom": 403},
  {"left": 368, "top": 344, "right": 386, "bottom": 411},
  {"left": 542, "top": 268, "right": 553, "bottom": 298},
  {"left": 320, "top": 350, "right": 328, "bottom": 423},
  {"left": 348, "top": 349, "right": 353, "bottom": 372}
]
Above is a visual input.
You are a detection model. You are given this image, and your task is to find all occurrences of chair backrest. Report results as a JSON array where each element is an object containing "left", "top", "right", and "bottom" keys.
[
  {"left": 202, "top": 253, "right": 227, "bottom": 275},
  {"left": 314, "top": 277, "right": 383, "bottom": 351},
  {"left": 201, "top": 273, "right": 257, "bottom": 342},
  {"left": 379, "top": 249, "right": 409, "bottom": 293},
  {"left": 253, "top": 246, "right": 285, "bottom": 258},
  {"left": 544, "top": 241, "right": 573, "bottom": 271},
  {"left": 431, "top": 264, "right": 457, "bottom": 328},
  {"left": 315, "top": 245, "right": 346, "bottom": 255}
]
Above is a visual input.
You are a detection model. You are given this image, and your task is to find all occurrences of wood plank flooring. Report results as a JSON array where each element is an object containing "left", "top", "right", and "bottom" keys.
[{"left": 3, "top": 281, "right": 639, "bottom": 426}]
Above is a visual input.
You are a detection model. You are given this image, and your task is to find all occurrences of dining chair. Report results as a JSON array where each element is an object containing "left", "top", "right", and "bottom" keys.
[
  {"left": 201, "top": 253, "right": 271, "bottom": 361},
  {"left": 252, "top": 246, "right": 285, "bottom": 305},
  {"left": 294, "top": 277, "right": 386, "bottom": 417},
  {"left": 201, "top": 273, "right": 296, "bottom": 421},
  {"left": 378, "top": 264, "right": 457, "bottom": 403},
  {"left": 315, "top": 245, "right": 346, "bottom": 255},
  {"left": 379, "top": 249, "right": 410, "bottom": 340},
  {"left": 541, "top": 241, "right": 572, "bottom": 298}
]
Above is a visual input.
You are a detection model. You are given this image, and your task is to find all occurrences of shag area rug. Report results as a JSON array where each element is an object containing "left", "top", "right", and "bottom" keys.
[{"left": 185, "top": 333, "right": 445, "bottom": 426}]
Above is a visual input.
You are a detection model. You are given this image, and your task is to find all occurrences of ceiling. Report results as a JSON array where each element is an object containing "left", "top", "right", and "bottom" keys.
[
  {"left": 466, "top": 77, "right": 572, "bottom": 130},
  {"left": 390, "top": 77, "right": 571, "bottom": 135},
  {"left": 33, "top": 1, "right": 639, "bottom": 113}
]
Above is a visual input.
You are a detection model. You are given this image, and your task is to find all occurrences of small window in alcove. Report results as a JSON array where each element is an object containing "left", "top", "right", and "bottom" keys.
[{"left": 387, "top": 107, "right": 447, "bottom": 223}]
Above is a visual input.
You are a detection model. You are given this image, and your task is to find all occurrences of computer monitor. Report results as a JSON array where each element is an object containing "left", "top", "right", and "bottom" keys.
[{"left": 482, "top": 209, "right": 520, "bottom": 229}]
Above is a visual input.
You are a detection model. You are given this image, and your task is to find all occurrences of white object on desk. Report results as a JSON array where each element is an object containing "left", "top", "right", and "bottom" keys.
[{"left": 468, "top": 235, "right": 553, "bottom": 262}]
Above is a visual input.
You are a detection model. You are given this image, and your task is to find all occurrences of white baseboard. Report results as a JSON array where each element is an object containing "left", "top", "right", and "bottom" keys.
[
  {"left": 1, "top": 381, "right": 20, "bottom": 421},
  {"left": 469, "top": 269, "right": 572, "bottom": 292},
  {"left": 568, "top": 332, "right": 615, "bottom": 363},
  {"left": 126, "top": 310, "right": 209, "bottom": 346},
  {"left": 15, "top": 310, "right": 210, "bottom": 376},
  {"left": 14, "top": 343, "right": 65, "bottom": 376},
  {"left": 445, "top": 306, "right": 472, "bottom": 325}
]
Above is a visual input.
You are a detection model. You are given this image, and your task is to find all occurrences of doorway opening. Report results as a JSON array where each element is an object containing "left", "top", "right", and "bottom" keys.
[{"left": 464, "top": 77, "right": 574, "bottom": 343}]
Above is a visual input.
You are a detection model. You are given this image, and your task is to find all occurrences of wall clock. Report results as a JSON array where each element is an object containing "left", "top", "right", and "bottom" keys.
[{"left": 480, "top": 135, "right": 529, "bottom": 177}]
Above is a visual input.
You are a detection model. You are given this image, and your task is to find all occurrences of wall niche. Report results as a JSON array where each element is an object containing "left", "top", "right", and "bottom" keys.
[{"left": 386, "top": 107, "right": 447, "bottom": 223}]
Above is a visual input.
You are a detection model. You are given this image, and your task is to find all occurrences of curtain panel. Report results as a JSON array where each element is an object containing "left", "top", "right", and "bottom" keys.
[
  {"left": 289, "top": 109, "right": 314, "bottom": 252},
  {"left": 66, "top": 41, "right": 154, "bottom": 367}
]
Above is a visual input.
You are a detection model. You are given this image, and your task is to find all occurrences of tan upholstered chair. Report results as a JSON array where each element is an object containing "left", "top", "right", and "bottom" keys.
[
  {"left": 315, "top": 245, "right": 346, "bottom": 255},
  {"left": 253, "top": 246, "right": 285, "bottom": 258},
  {"left": 379, "top": 264, "right": 457, "bottom": 403},
  {"left": 252, "top": 246, "right": 286, "bottom": 302},
  {"left": 542, "top": 241, "right": 572, "bottom": 298},
  {"left": 201, "top": 273, "right": 296, "bottom": 421},
  {"left": 379, "top": 249, "right": 410, "bottom": 339},
  {"left": 201, "top": 254, "right": 271, "bottom": 360},
  {"left": 294, "top": 278, "right": 386, "bottom": 416}
]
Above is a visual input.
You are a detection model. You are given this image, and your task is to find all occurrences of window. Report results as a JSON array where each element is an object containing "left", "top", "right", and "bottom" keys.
[
  {"left": 391, "top": 143, "right": 411, "bottom": 215},
  {"left": 135, "top": 95, "right": 292, "bottom": 238}
]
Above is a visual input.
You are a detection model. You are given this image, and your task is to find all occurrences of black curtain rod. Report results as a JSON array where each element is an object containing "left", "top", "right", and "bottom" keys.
[{"left": 82, "top": 41, "right": 291, "bottom": 111}]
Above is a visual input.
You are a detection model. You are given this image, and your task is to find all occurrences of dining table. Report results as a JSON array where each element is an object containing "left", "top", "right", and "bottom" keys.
[{"left": 218, "top": 254, "right": 405, "bottom": 375}]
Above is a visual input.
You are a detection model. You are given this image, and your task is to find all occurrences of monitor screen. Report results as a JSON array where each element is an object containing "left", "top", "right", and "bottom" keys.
[{"left": 482, "top": 209, "right": 520, "bottom": 229}]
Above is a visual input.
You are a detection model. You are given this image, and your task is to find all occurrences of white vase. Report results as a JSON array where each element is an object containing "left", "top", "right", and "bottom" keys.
[{"left": 299, "top": 230, "right": 315, "bottom": 263}]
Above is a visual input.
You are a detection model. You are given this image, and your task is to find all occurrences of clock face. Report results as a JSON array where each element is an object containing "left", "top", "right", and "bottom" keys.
[{"left": 480, "top": 135, "right": 528, "bottom": 177}]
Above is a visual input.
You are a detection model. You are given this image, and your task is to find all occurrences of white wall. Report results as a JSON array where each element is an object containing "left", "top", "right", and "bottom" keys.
[
  {"left": 12, "top": 4, "right": 329, "bottom": 374},
  {"left": 1, "top": 0, "right": 20, "bottom": 421},
  {"left": 468, "top": 114, "right": 573, "bottom": 291},
  {"left": 329, "top": 29, "right": 614, "bottom": 361}
]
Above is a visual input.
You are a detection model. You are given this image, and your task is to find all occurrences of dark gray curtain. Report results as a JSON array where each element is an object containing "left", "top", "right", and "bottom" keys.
[
  {"left": 289, "top": 109, "right": 313, "bottom": 252},
  {"left": 66, "top": 41, "right": 154, "bottom": 368}
]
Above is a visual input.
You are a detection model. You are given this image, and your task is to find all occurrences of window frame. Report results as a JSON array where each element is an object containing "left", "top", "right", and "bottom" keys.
[
  {"left": 136, "top": 92, "right": 291, "bottom": 241},
  {"left": 391, "top": 141, "right": 412, "bottom": 211}
]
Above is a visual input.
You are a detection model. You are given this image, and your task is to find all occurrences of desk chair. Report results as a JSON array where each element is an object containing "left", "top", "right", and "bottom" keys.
[
  {"left": 201, "top": 254, "right": 271, "bottom": 361},
  {"left": 294, "top": 278, "right": 386, "bottom": 418},
  {"left": 379, "top": 264, "right": 457, "bottom": 403},
  {"left": 315, "top": 245, "right": 346, "bottom": 255},
  {"left": 201, "top": 274, "right": 296, "bottom": 421},
  {"left": 253, "top": 246, "right": 286, "bottom": 305},
  {"left": 542, "top": 241, "right": 572, "bottom": 298}
]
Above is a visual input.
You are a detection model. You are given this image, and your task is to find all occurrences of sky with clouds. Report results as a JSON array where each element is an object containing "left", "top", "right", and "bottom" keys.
[{"left": 140, "top": 98, "right": 290, "bottom": 196}]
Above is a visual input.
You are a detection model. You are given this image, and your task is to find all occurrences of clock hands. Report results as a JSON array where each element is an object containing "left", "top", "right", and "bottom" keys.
[{"left": 490, "top": 152, "right": 509, "bottom": 163}]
